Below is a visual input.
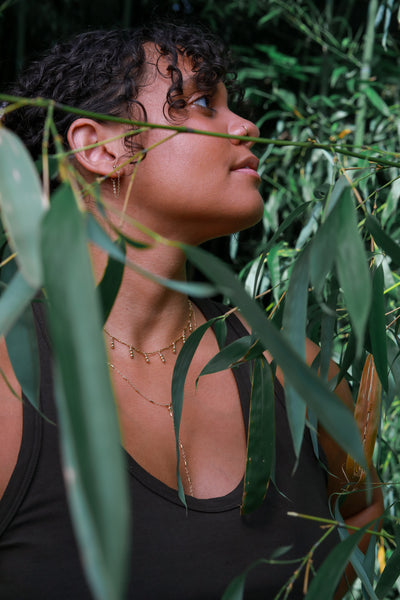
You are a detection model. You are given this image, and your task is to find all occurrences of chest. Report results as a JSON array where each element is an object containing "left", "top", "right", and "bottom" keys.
[{"left": 115, "top": 360, "right": 248, "bottom": 499}]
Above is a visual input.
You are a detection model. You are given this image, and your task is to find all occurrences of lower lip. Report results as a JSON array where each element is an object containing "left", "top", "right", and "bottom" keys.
[{"left": 232, "top": 168, "right": 261, "bottom": 181}]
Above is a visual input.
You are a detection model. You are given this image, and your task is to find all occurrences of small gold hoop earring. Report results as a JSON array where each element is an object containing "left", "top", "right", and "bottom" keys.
[
  {"left": 112, "top": 163, "right": 120, "bottom": 199},
  {"left": 241, "top": 124, "right": 249, "bottom": 136}
]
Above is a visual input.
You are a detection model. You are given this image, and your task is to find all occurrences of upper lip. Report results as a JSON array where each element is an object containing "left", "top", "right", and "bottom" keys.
[{"left": 231, "top": 155, "right": 259, "bottom": 171}]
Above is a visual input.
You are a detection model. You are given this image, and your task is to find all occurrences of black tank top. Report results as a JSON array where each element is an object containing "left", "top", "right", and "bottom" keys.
[{"left": 0, "top": 299, "right": 339, "bottom": 599}]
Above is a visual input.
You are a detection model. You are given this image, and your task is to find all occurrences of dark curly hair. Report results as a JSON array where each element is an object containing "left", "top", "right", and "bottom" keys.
[{"left": 3, "top": 23, "right": 241, "bottom": 161}]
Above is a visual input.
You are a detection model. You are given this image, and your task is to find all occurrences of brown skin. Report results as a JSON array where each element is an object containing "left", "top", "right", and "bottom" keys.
[{"left": 0, "top": 53, "right": 384, "bottom": 596}]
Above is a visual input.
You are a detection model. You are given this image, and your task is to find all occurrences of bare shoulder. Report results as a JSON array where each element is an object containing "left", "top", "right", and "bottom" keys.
[{"left": 0, "top": 337, "right": 23, "bottom": 499}]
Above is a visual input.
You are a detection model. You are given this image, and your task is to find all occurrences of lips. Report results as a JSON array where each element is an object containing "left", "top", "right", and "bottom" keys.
[
  {"left": 231, "top": 155, "right": 260, "bottom": 172},
  {"left": 231, "top": 155, "right": 260, "bottom": 180}
]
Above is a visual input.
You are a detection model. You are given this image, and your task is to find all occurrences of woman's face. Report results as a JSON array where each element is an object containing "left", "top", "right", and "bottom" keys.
[{"left": 121, "top": 54, "right": 264, "bottom": 244}]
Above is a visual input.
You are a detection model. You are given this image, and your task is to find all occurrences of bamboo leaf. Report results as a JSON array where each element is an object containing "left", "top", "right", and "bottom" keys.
[
  {"left": 241, "top": 357, "right": 275, "bottom": 514},
  {"left": 0, "top": 270, "right": 37, "bottom": 336},
  {"left": 198, "top": 335, "right": 255, "bottom": 378},
  {"left": 41, "top": 184, "right": 130, "bottom": 600},
  {"left": 369, "top": 265, "right": 388, "bottom": 391},
  {"left": 304, "top": 526, "right": 368, "bottom": 600},
  {"left": 336, "top": 190, "right": 371, "bottom": 355},
  {"left": 282, "top": 248, "right": 310, "bottom": 458},
  {"left": 97, "top": 238, "right": 126, "bottom": 324},
  {"left": 171, "top": 317, "right": 219, "bottom": 505},
  {"left": 375, "top": 526, "right": 400, "bottom": 599},
  {"left": 86, "top": 214, "right": 217, "bottom": 298},
  {"left": 365, "top": 214, "right": 400, "bottom": 268},
  {"left": 5, "top": 303, "right": 40, "bottom": 409},
  {"left": 183, "top": 244, "right": 367, "bottom": 472},
  {"left": 0, "top": 127, "right": 48, "bottom": 287},
  {"left": 310, "top": 209, "right": 339, "bottom": 298},
  {"left": 364, "top": 86, "right": 391, "bottom": 117}
]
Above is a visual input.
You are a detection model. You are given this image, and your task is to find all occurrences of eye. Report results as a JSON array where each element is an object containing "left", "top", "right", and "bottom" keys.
[{"left": 191, "top": 95, "right": 215, "bottom": 113}]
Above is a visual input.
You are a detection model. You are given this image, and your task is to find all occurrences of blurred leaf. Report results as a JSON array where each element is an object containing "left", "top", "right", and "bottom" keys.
[
  {"left": 5, "top": 302, "right": 40, "bottom": 409},
  {"left": 0, "top": 270, "right": 37, "bottom": 336},
  {"left": 41, "top": 184, "right": 130, "bottom": 600},
  {"left": 369, "top": 265, "right": 388, "bottom": 391},
  {"left": 365, "top": 214, "right": 400, "bottom": 269},
  {"left": 98, "top": 238, "right": 126, "bottom": 324},
  {"left": 336, "top": 190, "right": 371, "bottom": 355},
  {"left": 364, "top": 86, "right": 391, "bottom": 117},
  {"left": 183, "top": 244, "right": 367, "bottom": 471},
  {"left": 375, "top": 526, "right": 400, "bottom": 599},
  {"left": 241, "top": 357, "right": 275, "bottom": 514},
  {"left": 86, "top": 214, "right": 217, "bottom": 298},
  {"left": 0, "top": 127, "right": 48, "bottom": 287}
]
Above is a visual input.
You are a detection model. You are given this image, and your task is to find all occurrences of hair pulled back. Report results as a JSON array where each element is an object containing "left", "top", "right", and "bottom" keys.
[{"left": 3, "top": 23, "right": 239, "bottom": 160}]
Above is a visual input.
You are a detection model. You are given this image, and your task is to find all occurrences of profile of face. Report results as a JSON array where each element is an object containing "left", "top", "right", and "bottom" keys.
[{"left": 69, "top": 47, "right": 264, "bottom": 245}]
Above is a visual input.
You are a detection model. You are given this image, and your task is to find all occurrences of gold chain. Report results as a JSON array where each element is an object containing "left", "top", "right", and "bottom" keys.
[
  {"left": 108, "top": 362, "right": 193, "bottom": 496},
  {"left": 104, "top": 300, "right": 195, "bottom": 364}
]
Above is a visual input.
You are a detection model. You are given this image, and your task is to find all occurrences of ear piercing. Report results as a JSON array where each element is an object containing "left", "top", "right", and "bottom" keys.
[{"left": 241, "top": 124, "right": 249, "bottom": 136}]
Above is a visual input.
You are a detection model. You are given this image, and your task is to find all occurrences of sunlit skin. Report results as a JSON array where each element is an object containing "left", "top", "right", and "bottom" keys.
[{"left": 0, "top": 49, "right": 384, "bottom": 598}]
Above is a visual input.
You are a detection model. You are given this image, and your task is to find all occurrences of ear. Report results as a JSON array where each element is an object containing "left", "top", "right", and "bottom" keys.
[{"left": 67, "top": 118, "right": 123, "bottom": 176}]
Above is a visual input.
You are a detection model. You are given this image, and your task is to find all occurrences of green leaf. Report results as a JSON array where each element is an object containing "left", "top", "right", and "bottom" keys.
[
  {"left": 310, "top": 208, "right": 339, "bottom": 298},
  {"left": 86, "top": 213, "right": 217, "bottom": 298},
  {"left": 365, "top": 214, "right": 400, "bottom": 269},
  {"left": 41, "top": 184, "right": 130, "bottom": 600},
  {"left": 5, "top": 303, "right": 40, "bottom": 409},
  {"left": 375, "top": 526, "right": 400, "bottom": 598},
  {"left": 0, "top": 270, "right": 37, "bottom": 336},
  {"left": 0, "top": 127, "right": 48, "bottom": 287},
  {"left": 97, "top": 238, "right": 126, "bottom": 324},
  {"left": 183, "top": 244, "right": 367, "bottom": 473},
  {"left": 336, "top": 190, "right": 371, "bottom": 355},
  {"left": 241, "top": 357, "right": 275, "bottom": 514},
  {"left": 198, "top": 335, "right": 255, "bottom": 378},
  {"left": 305, "top": 526, "right": 368, "bottom": 600},
  {"left": 282, "top": 249, "right": 310, "bottom": 459},
  {"left": 171, "top": 317, "right": 219, "bottom": 505},
  {"left": 369, "top": 265, "right": 388, "bottom": 391},
  {"left": 364, "top": 86, "right": 391, "bottom": 117}
]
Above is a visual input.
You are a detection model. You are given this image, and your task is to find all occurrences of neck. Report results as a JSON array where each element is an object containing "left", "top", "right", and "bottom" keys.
[{"left": 92, "top": 239, "right": 193, "bottom": 350}]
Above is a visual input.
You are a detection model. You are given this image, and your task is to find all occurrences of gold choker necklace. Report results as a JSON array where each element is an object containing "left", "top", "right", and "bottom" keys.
[
  {"left": 108, "top": 362, "right": 193, "bottom": 496},
  {"left": 104, "top": 300, "right": 195, "bottom": 364}
]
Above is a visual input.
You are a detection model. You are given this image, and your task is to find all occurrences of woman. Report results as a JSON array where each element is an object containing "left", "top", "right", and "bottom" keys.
[{"left": 0, "top": 23, "right": 383, "bottom": 599}]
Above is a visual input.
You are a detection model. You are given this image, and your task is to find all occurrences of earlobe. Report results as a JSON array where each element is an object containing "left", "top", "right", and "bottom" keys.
[{"left": 67, "top": 118, "right": 117, "bottom": 176}]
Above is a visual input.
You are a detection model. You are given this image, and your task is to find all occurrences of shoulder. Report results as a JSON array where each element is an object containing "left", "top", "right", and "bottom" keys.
[{"left": 0, "top": 337, "right": 23, "bottom": 499}]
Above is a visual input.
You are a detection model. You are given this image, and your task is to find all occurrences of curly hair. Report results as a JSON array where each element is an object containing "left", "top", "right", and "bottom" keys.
[{"left": 3, "top": 23, "right": 240, "bottom": 160}]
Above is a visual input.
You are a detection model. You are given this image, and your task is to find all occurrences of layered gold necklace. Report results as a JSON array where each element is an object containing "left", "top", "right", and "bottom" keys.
[{"left": 106, "top": 299, "right": 196, "bottom": 496}]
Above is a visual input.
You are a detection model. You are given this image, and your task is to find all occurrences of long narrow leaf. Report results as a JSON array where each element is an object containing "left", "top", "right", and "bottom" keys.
[
  {"left": 171, "top": 317, "right": 219, "bottom": 505},
  {"left": 241, "top": 357, "right": 275, "bottom": 514},
  {"left": 369, "top": 265, "right": 388, "bottom": 391},
  {"left": 183, "top": 244, "right": 367, "bottom": 471},
  {"left": 41, "top": 184, "right": 130, "bottom": 600},
  {"left": 365, "top": 214, "right": 400, "bottom": 268},
  {"left": 0, "top": 270, "right": 37, "bottom": 335},
  {"left": 305, "top": 526, "right": 368, "bottom": 600},
  {"left": 282, "top": 248, "right": 310, "bottom": 458},
  {"left": 336, "top": 190, "right": 371, "bottom": 355},
  {"left": 0, "top": 127, "right": 48, "bottom": 287}
]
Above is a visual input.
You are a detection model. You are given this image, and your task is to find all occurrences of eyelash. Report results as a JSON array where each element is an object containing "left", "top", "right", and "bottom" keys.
[{"left": 191, "top": 95, "right": 215, "bottom": 113}]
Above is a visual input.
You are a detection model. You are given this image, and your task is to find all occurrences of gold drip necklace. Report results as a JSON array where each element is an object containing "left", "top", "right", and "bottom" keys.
[{"left": 104, "top": 300, "right": 195, "bottom": 363}]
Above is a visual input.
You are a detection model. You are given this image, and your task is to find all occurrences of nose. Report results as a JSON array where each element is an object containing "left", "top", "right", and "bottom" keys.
[{"left": 228, "top": 117, "right": 259, "bottom": 146}]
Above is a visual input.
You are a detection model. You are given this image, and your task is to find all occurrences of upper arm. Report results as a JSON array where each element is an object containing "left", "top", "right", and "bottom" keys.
[{"left": 0, "top": 337, "right": 23, "bottom": 499}]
